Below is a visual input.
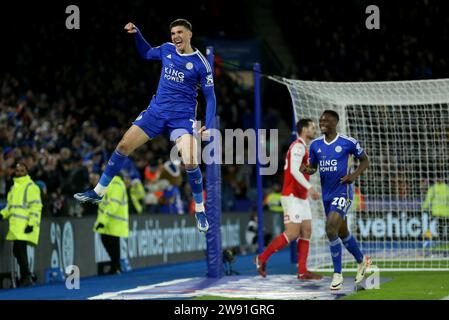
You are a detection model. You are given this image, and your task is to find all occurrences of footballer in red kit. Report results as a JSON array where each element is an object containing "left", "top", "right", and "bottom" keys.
[{"left": 255, "top": 119, "right": 323, "bottom": 280}]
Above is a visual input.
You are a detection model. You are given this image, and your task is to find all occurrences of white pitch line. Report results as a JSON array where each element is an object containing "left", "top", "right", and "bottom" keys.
[{"left": 89, "top": 277, "right": 197, "bottom": 300}]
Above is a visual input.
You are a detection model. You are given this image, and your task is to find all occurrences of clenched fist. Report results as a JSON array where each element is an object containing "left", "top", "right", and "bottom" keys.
[{"left": 124, "top": 22, "right": 137, "bottom": 34}]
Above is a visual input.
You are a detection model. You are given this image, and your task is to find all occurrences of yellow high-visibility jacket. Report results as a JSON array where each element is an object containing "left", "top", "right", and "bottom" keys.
[
  {"left": 422, "top": 182, "right": 449, "bottom": 217},
  {"left": 94, "top": 176, "right": 129, "bottom": 237},
  {"left": 0, "top": 175, "right": 43, "bottom": 245},
  {"left": 130, "top": 179, "right": 145, "bottom": 214},
  {"left": 265, "top": 192, "right": 283, "bottom": 213}
]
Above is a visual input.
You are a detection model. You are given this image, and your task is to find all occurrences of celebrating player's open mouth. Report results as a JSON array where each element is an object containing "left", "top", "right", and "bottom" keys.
[{"left": 174, "top": 38, "right": 183, "bottom": 49}]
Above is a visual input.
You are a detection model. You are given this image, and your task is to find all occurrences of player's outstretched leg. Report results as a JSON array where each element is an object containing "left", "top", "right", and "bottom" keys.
[
  {"left": 74, "top": 125, "right": 149, "bottom": 204},
  {"left": 327, "top": 212, "right": 344, "bottom": 290},
  {"left": 255, "top": 232, "right": 290, "bottom": 277},
  {"left": 177, "top": 134, "right": 208, "bottom": 233},
  {"left": 339, "top": 219, "right": 371, "bottom": 284},
  {"left": 187, "top": 166, "right": 209, "bottom": 232},
  {"left": 74, "top": 149, "right": 127, "bottom": 204}
]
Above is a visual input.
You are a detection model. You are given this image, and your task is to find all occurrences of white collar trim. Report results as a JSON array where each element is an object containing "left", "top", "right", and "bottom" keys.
[
  {"left": 323, "top": 134, "right": 339, "bottom": 146},
  {"left": 168, "top": 42, "right": 199, "bottom": 56}
]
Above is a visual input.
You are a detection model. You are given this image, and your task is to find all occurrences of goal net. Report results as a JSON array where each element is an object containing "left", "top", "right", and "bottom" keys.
[{"left": 273, "top": 77, "right": 449, "bottom": 271}]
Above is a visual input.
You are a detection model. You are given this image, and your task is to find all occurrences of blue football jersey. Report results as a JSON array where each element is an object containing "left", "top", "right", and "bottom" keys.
[
  {"left": 144, "top": 42, "right": 214, "bottom": 117},
  {"left": 309, "top": 134, "right": 365, "bottom": 202}
]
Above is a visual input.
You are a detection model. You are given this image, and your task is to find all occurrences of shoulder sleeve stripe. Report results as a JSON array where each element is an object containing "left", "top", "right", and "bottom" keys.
[
  {"left": 340, "top": 135, "right": 357, "bottom": 144},
  {"left": 197, "top": 52, "right": 212, "bottom": 73},
  {"left": 198, "top": 52, "right": 212, "bottom": 73}
]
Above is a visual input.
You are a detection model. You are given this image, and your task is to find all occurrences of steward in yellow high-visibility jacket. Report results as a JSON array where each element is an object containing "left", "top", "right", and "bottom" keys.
[
  {"left": 422, "top": 180, "right": 449, "bottom": 239},
  {"left": 129, "top": 179, "right": 145, "bottom": 214},
  {"left": 422, "top": 180, "right": 449, "bottom": 217},
  {"left": 265, "top": 192, "right": 283, "bottom": 213},
  {"left": 0, "top": 162, "right": 42, "bottom": 286},
  {"left": 93, "top": 175, "right": 128, "bottom": 274}
]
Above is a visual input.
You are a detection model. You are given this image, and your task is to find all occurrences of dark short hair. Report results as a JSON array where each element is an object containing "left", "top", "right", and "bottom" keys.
[
  {"left": 322, "top": 110, "right": 340, "bottom": 123},
  {"left": 169, "top": 19, "right": 192, "bottom": 31},
  {"left": 14, "top": 161, "right": 28, "bottom": 171},
  {"left": 296, "top": 118, "right": 313, "bottom": 134}
]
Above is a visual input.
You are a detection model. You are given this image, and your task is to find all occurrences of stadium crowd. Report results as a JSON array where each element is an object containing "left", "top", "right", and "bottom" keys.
[{"left": 275, "top": 0, "right": 449, "bottom": 81}]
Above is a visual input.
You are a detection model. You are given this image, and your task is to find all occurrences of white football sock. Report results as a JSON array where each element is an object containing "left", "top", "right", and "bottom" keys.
[
  {"left": 94, "top": 184, "right": 107, "bottom": 197},
  {"left": 195, "top": 203, "right": 205, "bottom": 213}
]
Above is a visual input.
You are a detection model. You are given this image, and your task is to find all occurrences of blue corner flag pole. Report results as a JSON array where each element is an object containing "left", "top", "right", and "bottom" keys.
[
  {"left": 254, "top": 63, "right": 264, "bottom": 254},
  {"left": 205, "top": 46, "right": 223, "bottom": 278}
]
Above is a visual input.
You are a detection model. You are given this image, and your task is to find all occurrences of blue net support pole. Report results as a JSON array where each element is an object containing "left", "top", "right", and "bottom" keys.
[
  {"left": 290, "top": 114, "right": 298, "bottom": 264},
  {"left": 254, "top": 63, "right": 264, "bottom": 254},
  {"left": 205, "top": 46, "right": 223, "bottom": 278}
]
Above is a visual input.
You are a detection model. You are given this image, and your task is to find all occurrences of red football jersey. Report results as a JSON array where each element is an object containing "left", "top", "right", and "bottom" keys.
[{"left": 281, "top": 138, "right": 310, "bottom": 200}]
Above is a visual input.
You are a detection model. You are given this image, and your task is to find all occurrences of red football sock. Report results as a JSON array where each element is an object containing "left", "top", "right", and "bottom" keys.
[
  {"left": 297, "top": 238, "right": 310, "bottom": 275},
  {"left": 259, "top": 233, "right": 289, "bottom": 263}
]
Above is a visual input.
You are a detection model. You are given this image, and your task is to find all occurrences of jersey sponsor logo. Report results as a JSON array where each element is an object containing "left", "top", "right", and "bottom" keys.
[
  {"left": 166, "top": 54, "right": 172, "bottom": 59},
  {"left": 164, "top": 64, "right": 185, "bottom": 83},
  {"left": 319, "top": 159, "right": 338, "bottom": 172},
  {"left": 186, "top": 62, "right": 193, "bottom": 70},
  {"left": 335, "top": 146, "right": 342, "bottom": 153}
]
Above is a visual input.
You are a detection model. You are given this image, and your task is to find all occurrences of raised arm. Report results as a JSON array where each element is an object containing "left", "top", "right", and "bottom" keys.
[{"left": 124, "top": 22, "right": 161, "bottom": 60}]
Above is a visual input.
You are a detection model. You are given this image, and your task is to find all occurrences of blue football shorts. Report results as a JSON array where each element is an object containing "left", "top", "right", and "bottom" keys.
[
  {"left": 323, "top": 194, "right": 352, "bottom": 219},
  {"left": 132, "top": 104, "right": 196, "bottom": 141}
]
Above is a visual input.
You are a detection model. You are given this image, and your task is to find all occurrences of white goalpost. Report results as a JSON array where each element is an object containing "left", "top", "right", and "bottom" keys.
[{"left": 272, "top": 77, "right": 449, "bottom": 271}]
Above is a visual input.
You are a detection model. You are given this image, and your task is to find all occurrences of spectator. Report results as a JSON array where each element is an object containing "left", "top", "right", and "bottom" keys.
[{"left": 245, "top": 212, "right": 271, "bottom": 253}]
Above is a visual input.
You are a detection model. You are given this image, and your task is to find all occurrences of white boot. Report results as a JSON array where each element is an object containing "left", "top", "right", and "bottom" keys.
[
  {"left": 330, "top": 273, "right": 344, "bottom": 290},
  {"left": 355, "top": 256, "right": 372, "bottom": 284}
]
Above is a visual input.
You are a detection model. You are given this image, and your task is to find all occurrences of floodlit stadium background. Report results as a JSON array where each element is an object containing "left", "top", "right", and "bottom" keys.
[{"left": 0, "top": 0, "right": 448, "bottom": 299}]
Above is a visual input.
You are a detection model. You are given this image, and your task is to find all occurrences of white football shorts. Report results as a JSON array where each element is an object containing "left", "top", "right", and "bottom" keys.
[{"left": 280, "top": 195, "right": 312, "bottom": 224}]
